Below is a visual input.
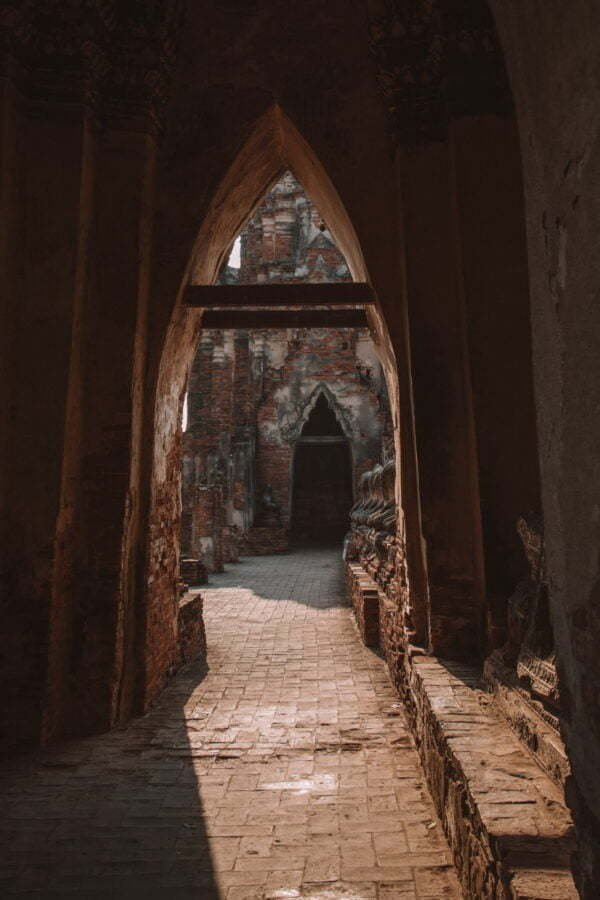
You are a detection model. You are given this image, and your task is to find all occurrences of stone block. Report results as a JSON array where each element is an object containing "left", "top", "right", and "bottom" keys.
[{"left": 178, "top": 594, "right": 206, "bottom": 665}]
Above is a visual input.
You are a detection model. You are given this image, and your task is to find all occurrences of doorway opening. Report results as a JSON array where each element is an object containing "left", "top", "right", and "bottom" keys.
[{"left": 291, "top": 394, "right": 353, "bottom": 544}]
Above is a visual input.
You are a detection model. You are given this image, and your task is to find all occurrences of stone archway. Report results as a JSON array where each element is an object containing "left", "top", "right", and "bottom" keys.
[{"left": 142, "top": 103, "right": 405, "bottom": 712}]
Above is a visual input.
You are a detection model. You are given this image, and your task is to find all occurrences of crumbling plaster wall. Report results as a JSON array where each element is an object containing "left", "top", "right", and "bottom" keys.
[
  {"left": 182, "top": 324, "right": 387, "bottom": 556},
  {"left": 255, "top": 329, "right": 385, "bottom": 525}
]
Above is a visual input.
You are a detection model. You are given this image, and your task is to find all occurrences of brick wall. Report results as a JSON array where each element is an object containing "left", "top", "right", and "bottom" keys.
[{"left": 181, "top": 172, "right": 392, "bottom": 571}]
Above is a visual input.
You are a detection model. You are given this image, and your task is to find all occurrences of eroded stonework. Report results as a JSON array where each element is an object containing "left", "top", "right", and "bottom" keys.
[
  {"left": 181, "top": 174, "right": 392, "bottom": 578},
  {"left": 483, "top": 515, "right": 568, "bottom": 787},
  {"left": 345, "top": 466, "right": 573, "bottom": 896}
]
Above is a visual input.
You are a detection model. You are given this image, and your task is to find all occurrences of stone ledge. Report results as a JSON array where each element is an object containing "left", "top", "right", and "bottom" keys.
[
  {"left": 345, "top": 560, "right": 576, "bottom": 898},
  {"left": 483, "top": 651, "right": 569, "bottom": 789},
  {"left": 346, "top": 563, "right": 381, "bottom": 647},
  {"left": 402, "top": 653, "right": 577, "bottom": 899}
]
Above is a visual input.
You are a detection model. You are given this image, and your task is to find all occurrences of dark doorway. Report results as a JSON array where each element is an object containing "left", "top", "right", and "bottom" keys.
[{"left": 291, "top": 394, "right": 353, "bottom": 543}]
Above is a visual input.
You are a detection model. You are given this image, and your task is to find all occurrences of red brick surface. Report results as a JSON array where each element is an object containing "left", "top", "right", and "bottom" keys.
[
  {"left": 181, "top": 173, "right": 391, "bottom": 574},
  {"left": 0, "top": 549, "right": 462, "bottom": 899},
  {"left": 238, "top": 526, "right": 289, "bottom": 556},
  {"left": 347, "top": 554, "right": 577, "bottom": 899}
]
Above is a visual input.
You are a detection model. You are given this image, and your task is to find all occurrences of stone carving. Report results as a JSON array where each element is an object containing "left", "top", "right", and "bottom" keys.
[
  {"left": 381, "top": 459, "right": 397, "bottom": 532},
  {"left": 345, "top": 456, "right": 412, "bottom": 682},
  {"left": 367, "top": 0, "right": 446, "bottom": 142},
  {"left": 1, "top": 1, "right": 183, "bottom": 129},
  {"left": 280, "top": 385, "right": 354, "bottom": 445},
  {"left": 101, "top": 1, "right": 184, "bottom": 131},
  {"left": 369, "top": 458, "right": 396, "bottom": 533},
  {"left": 0, "top": 1, "right": 114, "bottom": 105},
  {"left": 484, "top": 514, "right": 566, "bottom": 785},
  {"left": 367, "top": 0, "right": 511, "bottom": 144},
  {"left": 346, "top": 460, "right": 404, "bottom": 601},
  {"left": 505, "top": 515, "right": 559, "bottom": 713}
]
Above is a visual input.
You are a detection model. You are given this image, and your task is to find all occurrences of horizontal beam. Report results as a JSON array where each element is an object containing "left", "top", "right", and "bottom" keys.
[
  {"left": 184, "top": 282, "right": 375, "bottom": 308},
  {"left": 201, "top": 308, "right": 369, "bottom": 330}
]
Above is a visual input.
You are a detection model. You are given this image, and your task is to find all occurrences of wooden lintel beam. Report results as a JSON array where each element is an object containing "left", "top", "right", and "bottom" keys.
[
  {"left": 184, "top": 282, "right": 374, "bottom": 308},
  {"left": 201, "top": 308, "right": 369, "bottom": 330}
]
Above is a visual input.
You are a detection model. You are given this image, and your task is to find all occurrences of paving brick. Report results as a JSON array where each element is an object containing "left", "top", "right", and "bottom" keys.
[{"left": 0, "top": 549, "right": 460, "bottom": 899}]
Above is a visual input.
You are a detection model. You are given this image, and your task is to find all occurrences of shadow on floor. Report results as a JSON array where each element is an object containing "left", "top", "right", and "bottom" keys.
[
  {"left": 199, "top": 545, "right": 350, "bottom": 611},
  {"left": 0, "top": 659, "right": 220, "bottom": 899}
]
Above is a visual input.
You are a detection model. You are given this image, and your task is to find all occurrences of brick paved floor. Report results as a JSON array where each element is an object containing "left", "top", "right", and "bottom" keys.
[{"left": 0, "top": 548, "right": 461, "bottom": 899}]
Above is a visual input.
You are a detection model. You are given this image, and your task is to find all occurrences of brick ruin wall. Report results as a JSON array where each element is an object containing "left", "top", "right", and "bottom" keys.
[{"left": 181, "top": 173, "right": 392, "bottom": 581}]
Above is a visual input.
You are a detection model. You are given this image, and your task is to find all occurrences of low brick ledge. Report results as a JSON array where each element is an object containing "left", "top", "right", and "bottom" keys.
[
  {"left": 402, "top": 653, "right": 577, "bottom": 899},
  {"left": 346, "top": 562, "right": 381, "bottom": 647}
]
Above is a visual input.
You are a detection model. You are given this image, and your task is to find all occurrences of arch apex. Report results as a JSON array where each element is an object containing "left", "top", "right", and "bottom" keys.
[{"left": 188, "top": 104, "right": 368, "bottom": 287}]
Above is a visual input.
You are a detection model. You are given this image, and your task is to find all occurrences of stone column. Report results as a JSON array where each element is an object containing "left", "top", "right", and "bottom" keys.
[
  {"left": 450, "top": 114, "right": 542, "bottom": 648},
  {"left": 193, "top": 486, "right": 224, "bottom": 573},
  {"left": 43, "top": 6, "right": 181, "bottom": 743},
  {"left": 0, "top": 79, "right": 95, "bottom": 750},
  {"left": 397, "top": 136, "right": 486, "bottom": 661},
  {"left": 210, "top": 337, "right": 234, "bottom": 489},
  {"left": 230, "top": 331, "right": 255, "bottom": 533},
  {"left": 233, "top": 331, "right": 253, "bottom": 426},
  {"left": 40, "top": 113, "right": 159, "bottom": 742}
]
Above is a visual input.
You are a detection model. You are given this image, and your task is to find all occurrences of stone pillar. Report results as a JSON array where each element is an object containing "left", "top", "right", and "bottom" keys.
[
  {"left": 233, "top": 331, "right": 253, "bottom": 427},
  {"left": 194, "top": 486, "right": 224, "bottom": 573},
  {"left": 211, "top": 341, "right": 234, "bottom": 447},
  {"left": 398, "top": 137, "right": 486, "bottom": 661},
  {"left": 0, "top": 82, "right": 95, "bottom": 750},
  {"left": 45, "top": 119, "right": 158, "bottom": 741},
  {"left": 231, "top": 331, "right": 255, "bottom": 531},
  {"left": 450, "top": 115, "right": 542, "bottom": 648},
  {"left": 0, "top": 3, "right": 186, "bottom": 750}
]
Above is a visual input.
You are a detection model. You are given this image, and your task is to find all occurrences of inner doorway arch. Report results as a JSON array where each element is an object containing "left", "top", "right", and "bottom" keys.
[{"left": 291, "top": 394, "right": 353, "bottom": 544}]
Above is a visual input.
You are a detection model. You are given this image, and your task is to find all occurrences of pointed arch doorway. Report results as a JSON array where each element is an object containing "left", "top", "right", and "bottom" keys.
[
  {"left": 144, "top": 102, "right": 407, "bottom": 713},
  {"left": 291, "top": 394, "right": 353, "bottom": 544}
]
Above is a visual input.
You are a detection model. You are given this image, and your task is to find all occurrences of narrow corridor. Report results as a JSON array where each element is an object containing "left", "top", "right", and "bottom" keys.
[{"left": 1, "top": 549, "right": 461, "bottom": 899}]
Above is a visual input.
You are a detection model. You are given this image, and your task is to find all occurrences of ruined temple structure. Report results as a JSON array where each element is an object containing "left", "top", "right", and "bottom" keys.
[
  {"left": 3, "top": 3, "right": 600, "bottom": 898},
  {"left": 181, "top": 174, "right": 391, "bottom": 573}
]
